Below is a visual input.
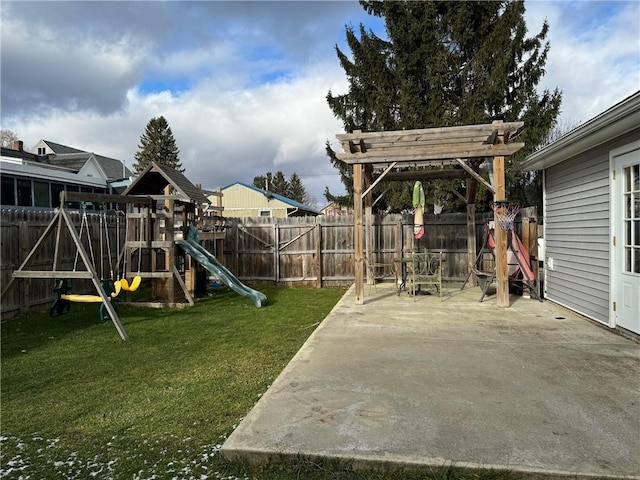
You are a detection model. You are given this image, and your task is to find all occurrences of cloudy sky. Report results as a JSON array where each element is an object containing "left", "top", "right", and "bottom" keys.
[{"left": 1, "top": 1, "right": 638, "bottom": 206}]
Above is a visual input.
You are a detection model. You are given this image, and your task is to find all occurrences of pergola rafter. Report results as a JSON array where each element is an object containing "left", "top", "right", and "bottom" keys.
[{"left": 334, "top": 120, "right": 525, "bottom": 307}]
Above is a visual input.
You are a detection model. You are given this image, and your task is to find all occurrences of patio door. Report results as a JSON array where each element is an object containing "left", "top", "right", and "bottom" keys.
[{"left": 613, "top": 145, "right": 640, "bottom": 334}]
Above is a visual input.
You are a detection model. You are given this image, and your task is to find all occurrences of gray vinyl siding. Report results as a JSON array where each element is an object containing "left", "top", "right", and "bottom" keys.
[
  {"left": 544, "top": 132, "right": 638, "bottom": 324},
  {"left": 545, "top": 144, "right": 611, "bottom": 323}
]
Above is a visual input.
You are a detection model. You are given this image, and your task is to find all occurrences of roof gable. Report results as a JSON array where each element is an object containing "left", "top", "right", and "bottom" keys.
[
  {"left": 123, "top": 162, "right": 209, "bottom": 204},
  {"left": 77, "top": 155, "right": 109, "bottom": 180}
]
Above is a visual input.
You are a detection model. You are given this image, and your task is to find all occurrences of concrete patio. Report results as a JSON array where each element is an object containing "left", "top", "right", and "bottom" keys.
[{"left": 222, "top": 283, "right": 640, "bottom": 479}]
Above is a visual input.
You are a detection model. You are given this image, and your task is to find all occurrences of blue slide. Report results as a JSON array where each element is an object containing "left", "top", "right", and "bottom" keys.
[{"left": 176, "top": 238, "right": 267, "bottom": 308}]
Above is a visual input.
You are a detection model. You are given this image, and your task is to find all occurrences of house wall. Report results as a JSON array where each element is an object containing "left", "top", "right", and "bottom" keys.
[
  {"left": 221, "top": 184, "right": 290, "bottom": 218},
  {"left": 544, "top": 131, "right": 639, "bottom": 324}
]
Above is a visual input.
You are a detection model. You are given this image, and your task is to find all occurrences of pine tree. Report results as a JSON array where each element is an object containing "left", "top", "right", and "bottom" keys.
[
  {"left": 326, "top": 0, "right": 561, "bottom": 212},
  {"left": 252, "top": 171, "right": 289, "bottom": 196},
  {"left": 133, "top": 116, "right": 183, "bottom": 173},
  {"left": 270, "top": 172, "right": 289, "bottom": 197},
  {"left": 253, "top": 173, "right": 273, "bottom": 191},
  {"left": 287, "top": 173, "right": 308, "bottom": 204},
  {"left": 253, "top": 171, "right": 310, "bottom": 203}
]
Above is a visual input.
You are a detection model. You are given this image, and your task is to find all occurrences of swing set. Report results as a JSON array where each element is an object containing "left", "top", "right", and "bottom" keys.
[
  {"left": 49, "top": 201, "right": 143, "bottom": 319},
  {"left": 1, "top": 191, "right": 153, "bottom": 341}
]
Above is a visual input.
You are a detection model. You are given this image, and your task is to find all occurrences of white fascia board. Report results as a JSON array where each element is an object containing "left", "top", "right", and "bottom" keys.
[
  {"left": 0, "top": 157, "right": 106, "bottom": 187},
  {"left": 522, "top": 91, "right": 640, "bottom": 171}
]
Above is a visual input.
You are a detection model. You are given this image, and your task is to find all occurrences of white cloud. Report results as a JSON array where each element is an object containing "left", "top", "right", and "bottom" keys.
[
  {"left": 1, "top": 14, "right": 147, "bottom": 115},
  {"left": 7, "top": 60, "right": 349, "bottom": 203},
  {"left": 4, "top": 1, "right": 638, "bottom": 207},
  {"left": 526, "top": 1, "right": 640, "bottom": 124}
]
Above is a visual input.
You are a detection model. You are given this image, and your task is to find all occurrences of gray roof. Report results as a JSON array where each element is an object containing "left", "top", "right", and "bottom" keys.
[
  {"left": 47, "top": 153, "right": 90, "bottom": 173},
  {"left": 123, "top": 162, "right": 209, "bottom": 205},
  {"left": 94, "top": 154, "right": 133, "bottom": 180},
  {"left": 41, "top": 140, "right": 86, "bottom": 155},
  {"left": 47, "top": 152, "right": 133, "bottom": 181},
  {"left": 37, "top": 141, "right": 134, "bottom": 181}
]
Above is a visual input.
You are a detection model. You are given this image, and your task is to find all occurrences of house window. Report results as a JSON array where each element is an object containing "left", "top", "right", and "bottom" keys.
[
  {"left": 37, "top": 147, "right": 46, "bottom": 155},
  {"left": 623, "top": 164, "right": 640, "bottom": 274},
  {"left": 16, "top": 178, "right": 32, "bottom": 206},
  {"left": 1, "top": 176, "right": 15, "bottom": 205},
  {"left": 34, "top": 181, "right": 50, "bottom": 207},
  {"left": 259, "top": 209, "right": 271, "bottom": 217}
]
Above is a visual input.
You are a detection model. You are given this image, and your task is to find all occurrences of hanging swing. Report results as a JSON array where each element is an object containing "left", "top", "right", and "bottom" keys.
[
  {"left": 120, "top": 212, "right": 142, "bottom": 292},
  {"left": 100, "top": 204, "right": 121, "bottom": 297},
  {"left": 51, "top": 203, "right": 120, "bottom": 317},
  {"left": 60, "top": 204, "right": 121, "bottom": 302}
]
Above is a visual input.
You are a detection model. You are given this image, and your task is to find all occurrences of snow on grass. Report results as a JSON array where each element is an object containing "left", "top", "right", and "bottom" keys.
[{"left": 0, "top": 434, "right": 251, "bottom": 480}]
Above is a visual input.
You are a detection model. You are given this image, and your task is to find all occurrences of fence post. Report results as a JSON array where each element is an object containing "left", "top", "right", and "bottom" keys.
[
  {"left": 316, "top": 221, "right": 323, "bottom": 288},
  {"left": 234, "top": 221, "right": 239, "bottom": 274},
  {"left": 19, "top": 211, "right": 30, "bottom": 313},
  {"left": 274, "top": 223, "right": 279, "bottom": 283}
]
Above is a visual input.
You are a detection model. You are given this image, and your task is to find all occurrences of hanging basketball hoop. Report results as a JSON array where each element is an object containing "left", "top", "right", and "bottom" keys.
[{"left": 491, "top": 200, "right": 521, "bottom": 231}]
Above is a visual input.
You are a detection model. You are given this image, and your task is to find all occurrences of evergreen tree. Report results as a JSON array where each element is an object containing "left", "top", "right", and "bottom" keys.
[
  {"left": 271, "top": 171, "right": 289, "bottom": 196},
  {"left": 253, "top": 172, "right": 273, "bottom": 191},
  {"left": 252, "top": 171, "right": 310, "bottom": 203},
  {"left": 287, "top": 172, "right": 308, "bottom": 204},
  {"left": 326, "top": 0, "right": 561, "bottom": 212},
  {"left": 133, "top": 116, "right": 183, "bottom": 173},
  {"left": 252, "top": 171, "right": 289, "bottom": 196}
]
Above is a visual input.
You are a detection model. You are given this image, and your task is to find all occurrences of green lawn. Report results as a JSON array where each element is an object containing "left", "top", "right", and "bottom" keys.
[{"left": 1, "top": 284, "right": 517, "bottom": 480}]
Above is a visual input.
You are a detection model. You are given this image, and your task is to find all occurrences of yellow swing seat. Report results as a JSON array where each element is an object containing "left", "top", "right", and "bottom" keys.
[
  {"left": 120, "top": 276, "right": 141, "bottom": 292},
  {"left": 61, "top": 294, "right": 105, "bottom": 303},
  {"left": 60, "top": 280, "right": 121, "bottom": 303}
]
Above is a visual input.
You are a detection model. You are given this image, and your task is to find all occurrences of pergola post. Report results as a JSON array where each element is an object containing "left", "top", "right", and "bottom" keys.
[
  {"left": 353, "top": 164, "right": 364, "bottom": 304},
  {"left": 493, "top": 154, "right": 509, "bottom": 307},
  {"left": 364, "top": 165, "right": 374, "bottom": 286}
]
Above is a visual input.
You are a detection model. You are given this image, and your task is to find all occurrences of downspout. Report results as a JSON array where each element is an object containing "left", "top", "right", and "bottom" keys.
[{"left": 288, "top": 208, "right": 299, "bottom": 217}]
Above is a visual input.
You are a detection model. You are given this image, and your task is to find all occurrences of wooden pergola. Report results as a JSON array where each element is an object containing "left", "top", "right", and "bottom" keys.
[{"left": 334, "top": 120, "right": 525, "bottom": 307}]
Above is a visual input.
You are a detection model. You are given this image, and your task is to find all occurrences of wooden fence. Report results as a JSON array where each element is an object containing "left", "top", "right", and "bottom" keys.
[
  {"left": 1, "top": 208, "right": 126, "bottom": 314},
  {"left": 2, "top": 208, "right": 534, "bottom": 313},
  {"left": 216, "top": 212, "right": 503, "bottom": 287}
]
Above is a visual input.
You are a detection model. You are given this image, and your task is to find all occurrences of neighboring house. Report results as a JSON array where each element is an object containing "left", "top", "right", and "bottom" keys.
[
  {"left": 521, "top": 90, "right": 640, "bottom": 337},
  {"left": 321, "top": 202, "right": 353, "bottom": 216},
  {"left": 218, "top": 182, "right": 320, "bottom": 218},
  {"left": 1, "top": 140, "right": 133, "bottom": 208},
  {"left": 32, "top": 140, "right": 132, "bottom": 184}
]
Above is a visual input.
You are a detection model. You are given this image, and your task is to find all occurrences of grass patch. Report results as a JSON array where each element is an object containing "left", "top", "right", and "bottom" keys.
[{"left": 2, "top": 284, "right": 521, "bottom": 479}]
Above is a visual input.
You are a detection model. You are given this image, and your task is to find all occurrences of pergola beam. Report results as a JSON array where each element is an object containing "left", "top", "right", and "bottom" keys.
[
  {"left": 381, "top": 169, "right": 468, "bottom": 181},
  {"left": 336, "top": 121, "right": 524, "bottom": 143},
  {"left": 336, "top": 143, "right": 524, "bottom": 164}
]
